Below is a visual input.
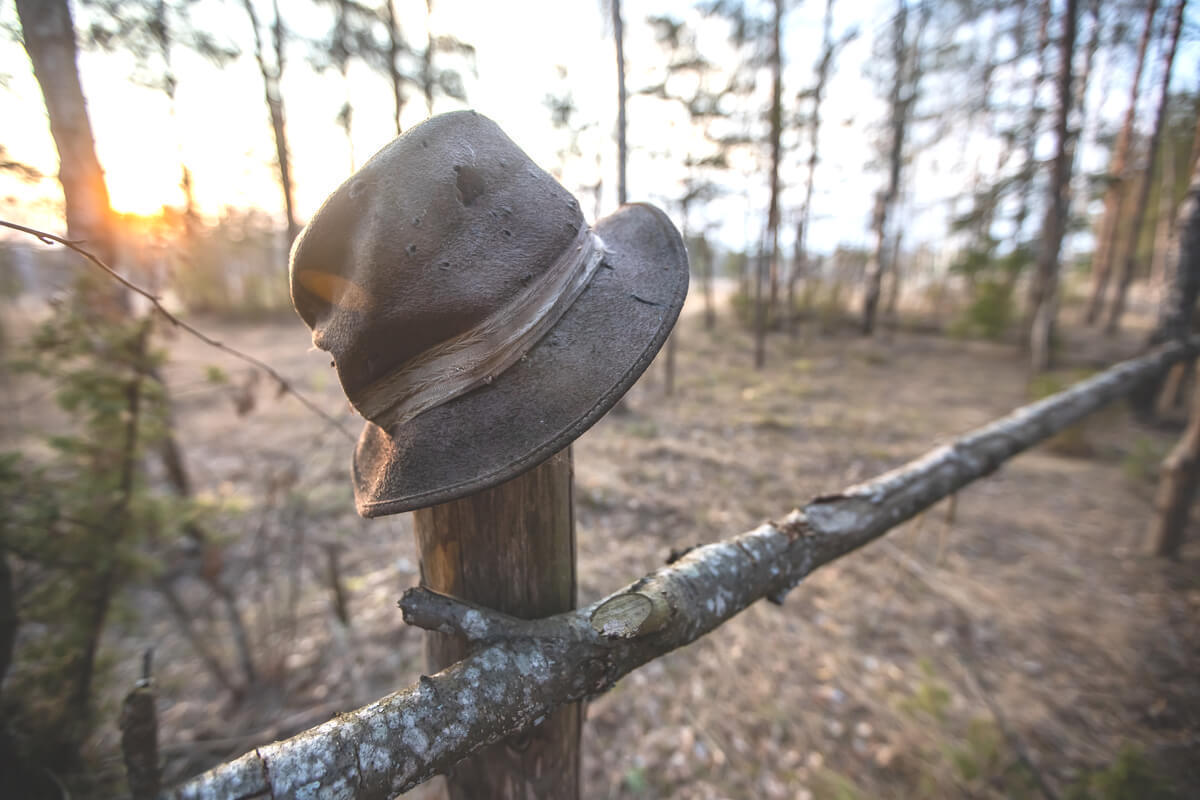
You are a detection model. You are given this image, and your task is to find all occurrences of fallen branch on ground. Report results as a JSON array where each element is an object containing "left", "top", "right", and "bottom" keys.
[{"left": 164, "top": 338, "right": 1194, "bottom": 800}]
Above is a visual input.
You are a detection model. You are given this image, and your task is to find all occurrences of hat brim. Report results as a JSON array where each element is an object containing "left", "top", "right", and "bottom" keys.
[{"left": 352, "top": 202, "right": 689, "bottom": 517}]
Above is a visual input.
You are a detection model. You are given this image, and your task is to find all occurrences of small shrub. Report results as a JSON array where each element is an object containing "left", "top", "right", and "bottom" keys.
[
  {"left": 1122, "top": 437, "right": 1168, "bottom": 486},
  {"left": 1067, "top": 744, "right": 1178, "bottom": 800},
  {"left": 950, "top": 280, "right": 1015, "bottom": 340},
  {"left": 897, "top": 659, "right": 952, "bottom": 722},
  {"left": 812, "top": 767, "right": 865, "bottom": 800},
  {"left": 174, "top": 209, "right": 292, "bottom": 316},
  {"left": 2, "top": 305, "right": 189, "bottom": 792},
  {"left": 729, "top": 288, "right": 784, "bottom": 330},
  {"left": 945, "top": 717, "right": 1004, "bottom": 783},
  {"left": 625, "top": 420, "right": 658, "bottom": 439},
  {"left": 816, "top": 281, "right": 847, "bottom": 330},
  {"left": 622, "top": 765, "right": 649, "bottom": 794}
]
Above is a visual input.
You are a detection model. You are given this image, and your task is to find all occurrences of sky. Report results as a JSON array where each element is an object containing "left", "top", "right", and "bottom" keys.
[{"left": 1, "top": 0, "right": 1198, "bottom": 261}]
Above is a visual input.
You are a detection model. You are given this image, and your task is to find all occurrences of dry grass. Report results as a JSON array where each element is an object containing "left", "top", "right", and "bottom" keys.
[{"left": 6, "top": 299, "right": 1197, "bottom": 798}]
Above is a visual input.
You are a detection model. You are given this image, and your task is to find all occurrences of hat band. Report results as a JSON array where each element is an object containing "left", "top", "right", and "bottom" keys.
[{"left": 353, "top": 225, "right": 606, "bottom": 428}]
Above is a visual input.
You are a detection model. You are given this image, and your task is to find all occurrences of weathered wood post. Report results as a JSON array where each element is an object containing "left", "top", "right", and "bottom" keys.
[
  {"left": 288, "top": 111, "right": 688, "bottom": 798},
  {"left": 1149, "top": 375, "right": 1200, "bottom": 557},
  {"left": 413, "top": 450, "right": 578, "bottom": 797}
]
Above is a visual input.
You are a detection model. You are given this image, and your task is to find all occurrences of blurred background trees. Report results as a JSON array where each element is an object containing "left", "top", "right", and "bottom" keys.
[
  {"left": 6, "top": 0, "right": 1194, "bottom": 357},
  {"left": 2, "top": 0, "right": 1190, "bottom": 347}
]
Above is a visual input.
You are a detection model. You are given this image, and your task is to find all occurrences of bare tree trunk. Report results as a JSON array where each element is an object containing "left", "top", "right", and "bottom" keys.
[
  {"left": 702, "top": 235, "right": 716, "bottom": 329},
  {"left": 754, "top": 241, "right": 767, "bottom": 367},
  {"left": 763, "top": 0, "right": 784, "bottom": 329},
  {"left": 863, "top": 195, "right": 889, "bottom": 336},
  {"left": 1130, "top": 152, "right": 1200, "bottom": 418},
  {"left": 607, "top": 0, "right": 632, "bottom": 413},
  {"left": 1150, "top": 145, "right": 1200, "bottom": 347},
  {"left": 16, "top": 0, "right": 118, "bottom": 271},
  {"left": 1065, "top": 0, "right": 1101, "bottom": 200},
  {"left": 666, "top": 208, "right": 686, "bottom": 394},
  {"left": 1149, "top": 128, "right": 1182, "bottom": 292},
  {"left": 612, "top": 0, "right": 628, "bottom": 206},
  {"left": 243, "top": 0, "right": 299, "bottom": 248},
  {"left": 885, "top": 228, "right": 904, "bottom": 323},
  {"left": 1013, "top": 0, "right": 1053, "bottom": 254},
  {"left": 412, "top": 450, "right": 579, "bottom": 800},
  {"left": 1150, "top": 360, "right": 1200, "bottom": 556},
  {"left": 149, "top": 0, "right": 200, "bottom": 246},
  {"left": 1105, "top": 0, "right": 1187, "bottom": 335},
  {"left": 1083, "top": 0, "right": 1157, "bottom": 323},
  {"left": 422, "top": 0, "right": 435, "bottom": 115},
  {"left": 16, "top": 0, "right": 134, "bottom": 745},
  {"left": 964, "top": 3, "right": 1006, "bottom": 253},
  {"left": 1029, "top": 0, "right": 1079, "bottom": 373},
  {"left": 787, "top": 219, "right": 803, "bottom": 337},
  {"left": 385, "top": 0, "right": 405, "bottom": 134},
  {"left": 792, "top": 0, "right": 836, "bottom": 338},
  {"left": 863, "top": 0, "right": 909, "bottom": 336},
  {"left": 331, "top": 0, "right": 357, "bottom": 173}
]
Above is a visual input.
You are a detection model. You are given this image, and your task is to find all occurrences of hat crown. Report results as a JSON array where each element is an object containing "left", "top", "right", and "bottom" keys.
[{"left": 290, "top": 111, "right": 586, "bottom": 407}]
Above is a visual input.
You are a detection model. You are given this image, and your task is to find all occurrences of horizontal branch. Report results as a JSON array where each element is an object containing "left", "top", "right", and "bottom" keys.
[{"left": 164, "top": 339, "right": 1195, "bottom": 800}]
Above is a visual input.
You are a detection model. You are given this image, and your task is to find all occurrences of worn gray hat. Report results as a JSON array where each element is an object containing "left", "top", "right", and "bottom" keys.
[{"left": 290, "top": 111, "right": 688, "bottom": 517}]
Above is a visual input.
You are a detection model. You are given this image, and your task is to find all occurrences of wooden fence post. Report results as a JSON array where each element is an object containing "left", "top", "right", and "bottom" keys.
[
  {"left": 412, "top": 448, "right": 579, "bottom": 799},
  {"left": 1149, "top": 372, "right": 1200, "bottom": 557}
]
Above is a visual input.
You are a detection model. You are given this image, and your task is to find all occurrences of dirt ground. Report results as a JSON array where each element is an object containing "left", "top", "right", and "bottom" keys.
[{"left": 9, "top": 293, "right": 1198, "bottom": 798}]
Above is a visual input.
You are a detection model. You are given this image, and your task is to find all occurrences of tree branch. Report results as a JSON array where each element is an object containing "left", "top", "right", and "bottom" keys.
[
  {"left": 0, "top": 219, "right": 354, "bottom": 442},
  {"left": 163, "top": 338, "right": 1195, "bottom": 800}
]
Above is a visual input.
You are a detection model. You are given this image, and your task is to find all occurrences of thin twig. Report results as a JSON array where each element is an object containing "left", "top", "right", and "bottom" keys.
[{"left": 0, "top": 219, "right": 354, "bottom": 442}]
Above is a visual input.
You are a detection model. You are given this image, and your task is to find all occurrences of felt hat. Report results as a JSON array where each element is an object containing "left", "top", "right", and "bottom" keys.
[{"left": 290, "top": 111, "right": 688, "bottom": 517}]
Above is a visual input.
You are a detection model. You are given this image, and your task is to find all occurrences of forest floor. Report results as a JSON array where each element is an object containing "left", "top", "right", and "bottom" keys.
[{"left": 9, "top": 292, "right": 1198, "bottom": 799}]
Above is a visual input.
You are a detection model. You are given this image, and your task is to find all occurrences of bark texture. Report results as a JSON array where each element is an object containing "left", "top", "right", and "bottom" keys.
[
  {"left": 763, "top": 0, "right": 784, "bottom": 326},
  {"left": 863, "top": 0, "right": 923, "bottom": 336},
  {"left": 1131, "top": 155, "right": 1200, "bottom": 417},
  {"left": 1083, "top": 0, "right": 1158, "bottom": 323},
  {"left": 384, "top": 0, "right": 406, "bottom": 134},
  {"left": 242, "top": 0, "right": 299, "bottom": 247},
  {"left": 1028, "top": 0, "right": 1078, "bottom": 372},
  {"left": 1105, "top": 0, "right": 1186, "bottom": 335},
  {"left": 16, "top": 0, "right": 117, "bottom": 268},
  {"left": 412, "top": 449, "right": 579, "bottom": 800},
  {"left": 1012, "top": 0, "right": 1052, "bottom": 247},
  {"left": 791, "top": 0, "right": 836, "bottom": 338},
  {"left": 612, "top": 0, "right": 628, "bottom": 206},
  {"left": 1148, "top": 129, "right": 1177, "bottom": 290},
  {"left": 1150, "top": 157, "right": 1200, "bottom": 346},
  {"left": 164, "top": 337, "right": 1196, "bottom": 800},
  {"left": 1150, "top": 364, "right": 1200, "bottom": 556}
]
